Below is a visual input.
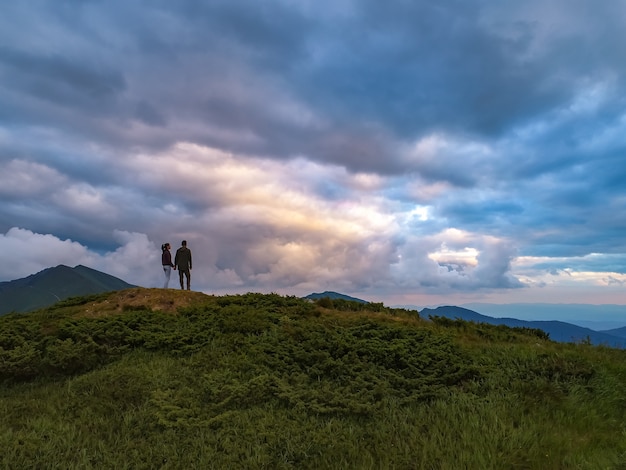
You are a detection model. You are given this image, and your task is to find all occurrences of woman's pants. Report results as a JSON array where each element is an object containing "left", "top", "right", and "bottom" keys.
[{"left": 163, "top": 265, "right": 172, "bottom": 288}]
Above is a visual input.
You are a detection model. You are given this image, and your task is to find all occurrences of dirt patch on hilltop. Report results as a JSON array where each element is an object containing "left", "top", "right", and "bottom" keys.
[{"left": 78, "top": 287, "right": 214, "bottom": 318}]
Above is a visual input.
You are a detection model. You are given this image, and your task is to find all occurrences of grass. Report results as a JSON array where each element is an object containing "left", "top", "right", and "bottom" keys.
[{"left": 1, "top": 289, "right": 626, "bottom": 469}]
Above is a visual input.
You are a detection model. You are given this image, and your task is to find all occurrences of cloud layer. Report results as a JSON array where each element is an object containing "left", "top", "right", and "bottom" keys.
[{"left": 1, "top": 0, "right": 625, "bottom": 305}]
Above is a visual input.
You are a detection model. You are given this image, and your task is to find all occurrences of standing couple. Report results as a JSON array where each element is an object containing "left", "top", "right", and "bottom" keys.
[{"left": 161, "top": 240, "right": 192, "bottom": 290}]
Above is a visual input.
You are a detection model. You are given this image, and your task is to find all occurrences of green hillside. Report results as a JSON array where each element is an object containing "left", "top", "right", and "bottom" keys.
[{"left": 2, "top": 288, "right": 626, "bottom": 469}]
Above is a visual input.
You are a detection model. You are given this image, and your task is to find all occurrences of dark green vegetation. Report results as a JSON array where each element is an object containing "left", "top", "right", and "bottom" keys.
[
  {"left": 0, "top": 265, "right": 135, "bottom": 315},
  {"left": 2, "top": 289, "right": 626, "bottom": 469}
]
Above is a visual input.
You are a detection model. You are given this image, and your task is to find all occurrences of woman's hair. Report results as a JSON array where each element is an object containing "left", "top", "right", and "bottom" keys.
[{"left": 162, "top": 243, "right": 169, "bottom": 252}]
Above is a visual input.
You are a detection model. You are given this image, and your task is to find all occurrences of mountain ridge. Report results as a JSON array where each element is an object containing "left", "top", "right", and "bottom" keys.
[
  {"left": 304, "top": 291, "right": 368, "bottom": 303},
  {"left": 461, "top": 302, "right": 626, "bottom": 329},
  {"left": 0, "top": 265, "right": 135, "bottom": 315},
  {"left": 421, "top": 305, "right": 626, "bottom": 348}
]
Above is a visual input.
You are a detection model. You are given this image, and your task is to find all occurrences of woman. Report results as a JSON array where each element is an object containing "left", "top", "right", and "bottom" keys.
[{"left": 161, "top": 243, "right": 175, "bottom": 288}]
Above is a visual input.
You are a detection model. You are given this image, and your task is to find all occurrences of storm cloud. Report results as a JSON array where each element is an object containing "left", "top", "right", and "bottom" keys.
[{"left": 1, "top": 0, "right": 625, "bottom": 306}]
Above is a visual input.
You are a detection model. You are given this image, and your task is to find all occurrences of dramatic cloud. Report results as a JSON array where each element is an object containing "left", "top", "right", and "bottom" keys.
[
  {"left": 0, "top": 228, "right": 157, "bottom": 285},
  {"left": 1, "top": 0, "right": 625, "bottom": 307}
]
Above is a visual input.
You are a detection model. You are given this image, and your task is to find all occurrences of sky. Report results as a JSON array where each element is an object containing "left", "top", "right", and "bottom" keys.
[{"left": 1, "top": 0, "right": 626, "bottom": 308}]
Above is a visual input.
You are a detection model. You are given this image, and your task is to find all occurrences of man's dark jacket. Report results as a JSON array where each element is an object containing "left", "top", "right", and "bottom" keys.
[{"left": 175, "top": 247, "right": 192, "bottom": 271}]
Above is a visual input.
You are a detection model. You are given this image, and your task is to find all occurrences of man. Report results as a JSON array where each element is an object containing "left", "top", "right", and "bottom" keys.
[{"left": 174, "top": 240, "right": 192, "bottom": 290}]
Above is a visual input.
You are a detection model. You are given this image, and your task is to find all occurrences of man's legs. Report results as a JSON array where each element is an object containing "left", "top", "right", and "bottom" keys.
[{"left": 179, "top": 269, "right": 190, "bottom": 290}]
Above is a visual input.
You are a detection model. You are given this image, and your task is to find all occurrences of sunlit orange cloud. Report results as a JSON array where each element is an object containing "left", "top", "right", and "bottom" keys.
[
  {"left": 428, "top": 245, "right": 479, "bottom": 267},
  {"left": 114, "top": 142, "right": 411, "bottom": 294},
  {"left": 127, "top": 142, "right": 398, "bottom": 239}
]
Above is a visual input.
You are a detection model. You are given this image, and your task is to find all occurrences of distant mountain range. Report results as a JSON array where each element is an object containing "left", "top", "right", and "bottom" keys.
[
  {"left": 461, "top": 302, "right": 626, "bottom": 330},
  {"left": 0, "top": 265, "right": 135, "bottom": 315},
  {"left": 420, "top": 306, "right": 626, "bottom": 349}
]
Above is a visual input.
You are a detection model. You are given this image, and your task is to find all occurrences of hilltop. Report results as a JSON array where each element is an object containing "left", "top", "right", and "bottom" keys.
[
  {"left": 2, "top": 288, "right": 626, "bottom": 468},
  {"left": 61, "top": 287, "right": 213, "bottom": 317}
]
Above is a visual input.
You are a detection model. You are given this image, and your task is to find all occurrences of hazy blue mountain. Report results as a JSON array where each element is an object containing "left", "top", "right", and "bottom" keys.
[
  {"left": 304, "top": 291, "right": 368, "bottom": 303},
  {"left": 600, "top": 326, "right": 626, "bottom": 339},
  {"left": 461, "top": 303, "right": 626, "bottom": 330},
  {"left": 0, "top": 265, "right": 135, "bottom": 315},
  {"left": 421, "top": 306, "right": 626, "bottom": 349}
]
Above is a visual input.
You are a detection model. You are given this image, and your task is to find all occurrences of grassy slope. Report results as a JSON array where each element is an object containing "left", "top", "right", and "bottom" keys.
[{"left": 1, "top": 288, "right": 626, "bottom": 469}]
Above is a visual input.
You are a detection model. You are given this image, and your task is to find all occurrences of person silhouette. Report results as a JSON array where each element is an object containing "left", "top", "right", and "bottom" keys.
[
  {"left": 161, "top": 243, "right": 175, "bottom": 288},
  {"left": 174, "top": 240, "right": 192, "bottom": 290}
]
